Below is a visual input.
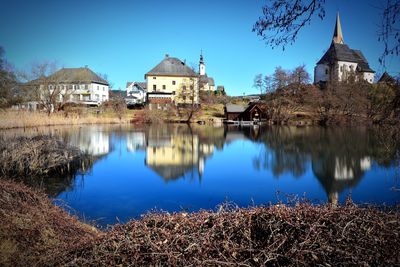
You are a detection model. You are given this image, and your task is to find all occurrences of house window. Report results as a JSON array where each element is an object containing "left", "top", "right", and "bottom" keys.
[
  {"left": 190, "top": 85, "right": 193, "bottom": 90},
  {"left": 172, "top": 81, "right": 176, "bottom": 85},
  {"left": 182, "top": 95, "right": 186, "bottom": 100},
  {"left": 97, "top": 85, "right": 99, "bottom": 90},
  {"left": 325, "top": 69, "right": 328, "bottom": 75},
  {"left": 153, "top": 77, "right": 156, "bottom": 79},
  {"left": 162, "top": 85, "right": 166, "bottom": 90},
  {"left": 85, "top": 84, "right": 88, "bottom": 90},
  {"left": 340, "top": 66, "right": 343, "bottom": 72},
  {"left": 182, "top": 86, "right": 186, "bottom": 91},
  {"left": 153, "top": 85, "right": 156, "bottom": 91},
  {"left": 103, "top": 86, "right": 105, "bottom": 91}
]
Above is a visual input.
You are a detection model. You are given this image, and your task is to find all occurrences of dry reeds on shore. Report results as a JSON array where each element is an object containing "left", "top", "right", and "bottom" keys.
[
  {"left": 0, "top": 179, "right": 399, "bottom": 266},
  {"left": 0, "top": 135, "right": 92, "bottom": 178},
  {"left": 0, "top": 110, "right": 130, "bottom": 129}
]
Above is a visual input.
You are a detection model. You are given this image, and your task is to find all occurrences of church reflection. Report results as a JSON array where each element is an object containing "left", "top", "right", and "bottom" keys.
[{"left": 254, "top": 126, "right": 398, "bottom": 204}]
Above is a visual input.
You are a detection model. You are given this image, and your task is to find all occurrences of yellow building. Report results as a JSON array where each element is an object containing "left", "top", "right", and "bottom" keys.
[{"left": 145, "top": 54, "right": 199, "bottom": 108}]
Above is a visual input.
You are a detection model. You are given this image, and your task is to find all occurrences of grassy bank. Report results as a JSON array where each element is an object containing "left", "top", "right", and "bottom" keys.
[
  {"left": 0, "top": 110, "right": 133, "bottom": 129},
  {"left": 0, "top": 179, "right": 399, "bottom": 266},
  {"left": 0, "top": 135, "right": 92, "bottom": 178}
]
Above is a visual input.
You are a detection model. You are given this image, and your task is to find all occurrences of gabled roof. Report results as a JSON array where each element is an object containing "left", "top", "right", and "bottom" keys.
[
  {"left": 225, "top": 104, "right": 246, "bottom": 113},
  {"left": 146, "top": 55, "right": 198, "bottom": 78},
  {"left": 127, "top": 82, "right": 147, "bottom": 90},
  {"left": 45, "top": 67, "right": 109, "bottom": 85},
  {"left": 317, "top": 43, "right": 374, "bottom": 73},
  {"left": 378, "top": 72, "right": 397, "bottom": 84},
  {"left": 199, "top": 74, "right": 215, "bottom": 86}
]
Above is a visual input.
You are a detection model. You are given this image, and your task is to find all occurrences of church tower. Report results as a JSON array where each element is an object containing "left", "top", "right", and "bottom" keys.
[
  {"left": 199, "top": 51, "right": 206, "bottom": 76},
  {"left": 332, "top": 12, "right": 344, "bottom": 44}
]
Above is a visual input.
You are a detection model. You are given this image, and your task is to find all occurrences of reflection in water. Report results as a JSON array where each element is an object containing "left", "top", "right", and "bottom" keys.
[
  {"left": 144, "top": 125, "right": 214, "bottom": 181},
  {"left": 1, "top": 124, "right": 399, "bottom": 222},
  {"left": 254, "top": 126, "right": 399, "bottom": 204}
]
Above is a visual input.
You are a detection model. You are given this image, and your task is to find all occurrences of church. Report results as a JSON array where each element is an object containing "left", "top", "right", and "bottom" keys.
[
  {"left": 314, "top": 13, "right": 375, "bottom": 84},
  {"left": 198, "top": 52, "right": 215, "bottom": 91}
]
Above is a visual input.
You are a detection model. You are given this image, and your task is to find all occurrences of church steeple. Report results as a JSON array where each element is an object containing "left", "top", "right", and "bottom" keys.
[
  {"left": 199, "top": 50, "right": 206, "bottom": 75},
  {"left": 332, "top": 12, "right": 344, "bottom": 44}
]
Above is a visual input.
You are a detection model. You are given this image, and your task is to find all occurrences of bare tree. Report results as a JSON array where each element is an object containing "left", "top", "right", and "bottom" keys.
[
  {"left": 0, "top": 47, "right": 19, "bottom": 108},
  {"left": 253, "top": 0, "right": 399, "bottom": 65},
  {"left": 253, "top": 74, "right": 264, "bottom": 95},
  {"left": 21, "top": 62, "right": 87, "bottom": 114},
  {"left": 273, "top": 66, "right": 290, "bottom": 90},
  {"left": 176, "top": 77, "right": 200, "bottom": 123}
]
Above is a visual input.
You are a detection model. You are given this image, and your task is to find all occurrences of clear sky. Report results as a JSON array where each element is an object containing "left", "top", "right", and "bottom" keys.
[{"left": 0, "top": 0, "right": 398, "bottom": 95}]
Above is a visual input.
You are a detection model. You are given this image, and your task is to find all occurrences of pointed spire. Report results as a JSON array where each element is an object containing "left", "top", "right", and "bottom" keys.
[
  {"left": 199, "top": 49, "right": 204, "bottom": 64},
  {"left": 332, "top": 12, "right": 344, "bottom": 44}
]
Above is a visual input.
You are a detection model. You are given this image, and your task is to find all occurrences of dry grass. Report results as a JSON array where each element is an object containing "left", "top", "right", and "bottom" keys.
[
  {"left": 0, "top": 135, "right": 92, "bottom": 178},
  {"left": 0, "top": 110, "right": 133, "bottom": 129},
  {"left": 1, "top": 179, "right": 399, "bottom": 266},
  {"left": 0, "top": 179, "right": 99, "bottom": 267}
]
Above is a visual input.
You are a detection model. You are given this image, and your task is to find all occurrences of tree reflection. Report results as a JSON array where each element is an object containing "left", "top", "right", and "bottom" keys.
[{"left": 253, "top": 126, "right": 400, "bottom": 203}]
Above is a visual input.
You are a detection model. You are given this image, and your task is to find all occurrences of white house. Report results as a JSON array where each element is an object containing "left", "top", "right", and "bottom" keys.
[
  {"left": 125, "top": 82, "right": 147, "bottom": 106},
  {"left": 31, "top": 67, "right": 109, "bottom": 106},
  {"left": 314, "top": 13, "right": 375, "bottom": 84}
]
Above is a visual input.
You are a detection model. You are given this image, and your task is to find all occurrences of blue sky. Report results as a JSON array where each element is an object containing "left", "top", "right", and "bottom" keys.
[{"left": 0, "top": 0, "right": 398, "bottom": 95}]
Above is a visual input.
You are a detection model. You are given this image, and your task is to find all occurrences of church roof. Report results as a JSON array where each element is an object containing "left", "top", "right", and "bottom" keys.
[
  {"left": 317, "top": 43, "right": 374, "bottom": 73},
  {"left": 145, "top": 55, "right": 198, "bottom": 78}
]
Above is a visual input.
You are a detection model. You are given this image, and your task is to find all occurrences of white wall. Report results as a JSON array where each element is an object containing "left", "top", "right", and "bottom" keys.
[
  {"left": 314, "top": 64, "right": 330, "bottom": 83},
  {"left": 363, "top": 72, "right": 374, "bottom": 84}
]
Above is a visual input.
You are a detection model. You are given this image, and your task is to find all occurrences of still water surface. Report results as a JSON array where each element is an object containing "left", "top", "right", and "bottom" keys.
[{"left": 3, "top": 124, "right": 399, "bottom": 225}]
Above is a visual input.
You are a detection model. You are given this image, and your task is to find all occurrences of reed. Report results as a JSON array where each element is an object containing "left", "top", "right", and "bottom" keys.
[{"left": 0, "top": 110, "right": 131, "bottom": 129}]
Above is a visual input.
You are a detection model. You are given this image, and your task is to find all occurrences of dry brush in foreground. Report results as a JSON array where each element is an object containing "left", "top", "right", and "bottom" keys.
[{"left": 0, "top": 180, "right": 399, "bottom": 266}]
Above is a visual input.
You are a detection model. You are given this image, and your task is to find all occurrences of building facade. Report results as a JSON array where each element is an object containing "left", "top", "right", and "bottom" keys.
[
  {"left": 145, "top": 54, "right": 199, "bottom": 108},
  {"left": 30, "top": 67, "right": 109, "bottom": 107},
  {"left": 314, "top": 13, "right": 375, "bottom": 84},
  {"left": 125, "top": 82, "right": 147, "bottom": 106}
]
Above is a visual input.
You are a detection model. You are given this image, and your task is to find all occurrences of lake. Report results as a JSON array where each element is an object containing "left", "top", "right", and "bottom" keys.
[{"left": 2, "top": 124, "right": 399, "bottom": 226}]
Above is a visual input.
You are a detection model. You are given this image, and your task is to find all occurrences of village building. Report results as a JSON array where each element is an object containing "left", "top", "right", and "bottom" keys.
[
  {"left": 224, "top": 102, "right": 266, "bottom": 123},
  {"left": 198, "top": 53, "right": 215, "bottom": 92},
  {"left": 26, "top": 67, "right": 109, "bottom": 107},
  {"left": 314, "top": 13, "right": 375, "bottom": 84},
  {"left": 145, "top": 54, "right": 199, "bottom": 109},
  {"left": 125, "top": 82, "right": 147, "bottom": 106},
  {"left": 377, "top": 72, "right": 397, "bottom": 85}
]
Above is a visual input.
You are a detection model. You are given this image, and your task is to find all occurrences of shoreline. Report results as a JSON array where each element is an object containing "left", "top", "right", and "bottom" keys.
[{"left": 0, "top": 179, "right": 399, "bottom": 266}]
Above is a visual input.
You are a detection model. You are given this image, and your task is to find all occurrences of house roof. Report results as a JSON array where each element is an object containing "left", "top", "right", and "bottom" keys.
[
  {"left": 127, "top": 82, "right": 147, "bottom": 90},
  {"left": 378, "top": 72, "right": 397, "bottom": 84},
  {"left": 199, "top": 74, "right": 215, "bottom": 86},
  {"left": 146, "top": 55, "right": 198, "bottom": 78},
  {"left": 225, "top": 104, "right": 246, "bottom": 113},
  {"left": 317, "top": 43, "right": 374, "bottom": 73},
  {"left": 44, "top": 67, "right": 109, "bottom": 85}
]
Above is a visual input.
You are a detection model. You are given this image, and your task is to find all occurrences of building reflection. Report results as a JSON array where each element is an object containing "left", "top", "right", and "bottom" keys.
[
  {"left": 67, "top": 126, "right": 111, "bottom": 157},
  {"left": 144, "top": 125, "right": 214, "bottom": 182}
]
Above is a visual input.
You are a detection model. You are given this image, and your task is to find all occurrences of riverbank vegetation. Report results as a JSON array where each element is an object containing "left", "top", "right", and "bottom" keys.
[
  {"left": 0, "top": 135, "right": 92, "bottom": 178},
  {"left": 0, "top": 179, "right": 399, "bottom": 266},
  {"left": 0, "top": 108, "right": 133, "bottom": 129},
  {"left": 254, "top": 66, "right": 400, "bottom": 126}
]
